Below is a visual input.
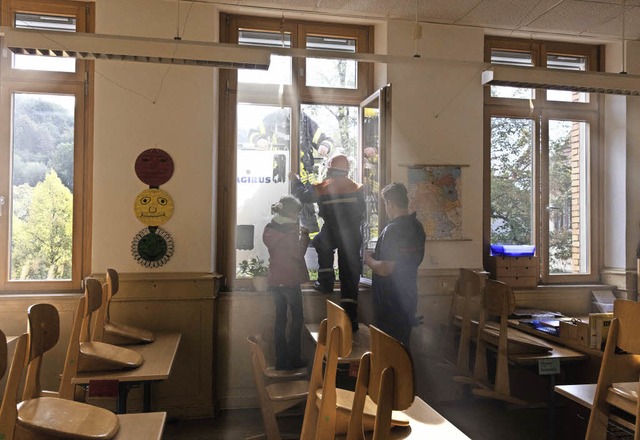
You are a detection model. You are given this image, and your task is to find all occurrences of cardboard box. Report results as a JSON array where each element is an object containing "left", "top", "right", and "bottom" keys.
[
  {"left": 576, "top": 321, "right": 590, "bottom": 347},
  {"left": 589, "top": 313, "right": 614, "bottom": 350},
  {"left": 559, "top": 321, "right": 578, "bottom": 341}
]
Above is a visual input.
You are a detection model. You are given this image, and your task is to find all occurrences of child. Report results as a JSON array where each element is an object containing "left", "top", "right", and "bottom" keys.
[{"left": 263, "top": 195, "right": 310, "bottom": 370}]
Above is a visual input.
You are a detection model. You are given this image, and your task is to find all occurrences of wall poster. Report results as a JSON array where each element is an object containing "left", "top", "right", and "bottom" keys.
[{"left": 407, "top": 165, "right": 465, "bottom": 241}]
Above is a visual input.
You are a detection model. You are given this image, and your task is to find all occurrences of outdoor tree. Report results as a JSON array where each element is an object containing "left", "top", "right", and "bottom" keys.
[{"left": 11, "top": 170, "right": 73, "bottom": 280}]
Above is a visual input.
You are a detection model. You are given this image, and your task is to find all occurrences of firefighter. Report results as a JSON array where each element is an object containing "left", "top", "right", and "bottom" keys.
[
  {"left": 249, "top": 110, "right": 333, "bottom": 232},
  {"left": 289, "top": 154, "right": 365, "bottom": 332}
]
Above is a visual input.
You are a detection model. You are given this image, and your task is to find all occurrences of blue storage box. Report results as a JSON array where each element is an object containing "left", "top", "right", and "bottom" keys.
[{"left": 490, "top": 244, "right": 536, "bottom": 257}]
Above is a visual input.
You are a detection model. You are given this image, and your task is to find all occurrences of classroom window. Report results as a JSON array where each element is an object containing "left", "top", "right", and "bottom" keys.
[
  {"left": 484, "top": 37, "right": 601, "bottom": 284},
  {"left": 0, "top": 0, "right": 94, "bottom": 292},
  {"left": 219, "top": 15, "right": 373, "bottom": 287}
]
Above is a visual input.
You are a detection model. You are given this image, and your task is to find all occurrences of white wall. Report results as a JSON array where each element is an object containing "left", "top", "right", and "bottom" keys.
[
  {"left": 386, "top": 20, "right": 485, "bottom": 270},
  {"left": 625, "top": 41, "right": 640, "bottom": 268},
  {"left": 91, "top": 0, "right": 217, "bottom": 273}
]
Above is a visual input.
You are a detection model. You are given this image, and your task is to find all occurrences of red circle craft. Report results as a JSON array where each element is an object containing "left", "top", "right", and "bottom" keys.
[{"left": 134, "top": 148, "right": 174, "bottom": 187}]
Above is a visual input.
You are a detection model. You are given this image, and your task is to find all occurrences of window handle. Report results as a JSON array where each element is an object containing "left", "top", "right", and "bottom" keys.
[{"left": 0, "top": 195, "right": 4, "bottom": 217}]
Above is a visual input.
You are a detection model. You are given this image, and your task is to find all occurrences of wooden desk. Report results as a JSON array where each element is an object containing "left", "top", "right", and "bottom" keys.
[
  {"left": 554, "top": 383, "right": 638, "bottom": 434},
  {"left": 71, "top": 332, "right": 181, "bottom": 413},
  {"left": 305, "top": 323, "right": 370, "bottom": 362},
  {"left": 508, "top": 319, "right": 603, "bottom": 358},
  {"left": 115, "top": 412, "right": 166, "bottom": 440}
]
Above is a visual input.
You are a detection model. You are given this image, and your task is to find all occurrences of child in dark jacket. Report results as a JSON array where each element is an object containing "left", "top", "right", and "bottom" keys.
[{"left": 263, "top": 195, "right": 310, "bottom": 370}]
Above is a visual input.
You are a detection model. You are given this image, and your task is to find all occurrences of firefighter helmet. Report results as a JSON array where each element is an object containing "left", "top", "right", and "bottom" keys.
[{"left": 327, "top": 154, "right": 350, "bottom": 172}]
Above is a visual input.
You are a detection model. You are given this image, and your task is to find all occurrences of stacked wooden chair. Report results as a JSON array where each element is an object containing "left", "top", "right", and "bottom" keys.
[
  {"left": 92, "top": 269, "right": 154, "bottom": 345},
  {"left": 446, "top": 268, "right": 485, "bottom": 374},
  {"left": 247, "top": 334, "right": 309, "bottom": 440},
  {"left": 0, "top": 305, "right": 166, "bottom": 440},
  {"left": 459, "top": 279, "right": 551, "bottom": 405},
  {"left": 301, "top": 300, "right": 409, "bottom": 439},
  {"left": 60, "top": 277, "right": 144, "bottom": 399},
  {"left": 586, "top": 300, "right": 640, "bottom": 439}
]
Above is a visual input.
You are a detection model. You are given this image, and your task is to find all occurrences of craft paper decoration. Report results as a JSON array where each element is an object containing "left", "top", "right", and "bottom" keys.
[
  {"left": 134, "top": 148, "right": 174, "bottom": 187},
  {"left": 131, "top": 227, "right": 174, "bottom": 268},
  {"left": 133, "top": 188, "right": 174, "bottom": 226}
]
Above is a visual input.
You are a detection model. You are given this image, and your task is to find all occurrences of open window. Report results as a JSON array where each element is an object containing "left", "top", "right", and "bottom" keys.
[{"left": 359, "top": 85, "right": 391, "bottom": 284}]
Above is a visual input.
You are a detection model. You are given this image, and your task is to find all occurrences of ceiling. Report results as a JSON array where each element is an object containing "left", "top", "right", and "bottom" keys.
[{"left": 203, "top": 0, "right": 640, "bottom": 42}]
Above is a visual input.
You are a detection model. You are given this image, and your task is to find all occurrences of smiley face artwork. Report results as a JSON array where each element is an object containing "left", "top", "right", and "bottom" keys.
[
  {"left": 134, "top": 148, "right": 174, "bottom": 187},
  {"left": 133, "top": 188, "right": 174, "bottom": 226}
]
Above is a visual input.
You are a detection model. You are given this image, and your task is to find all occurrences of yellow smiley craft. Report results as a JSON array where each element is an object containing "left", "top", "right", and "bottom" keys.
[{"left": 133, "top": 188, "right": 174, "bottom": 226}]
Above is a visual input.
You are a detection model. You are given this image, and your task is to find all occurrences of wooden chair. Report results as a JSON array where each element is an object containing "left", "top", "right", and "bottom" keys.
[
  {"left": 78, "top": 277, "right": 144, "bottom": 372},
  {"left": 92, "top": 269, "right": 154, "bottom": 345},
  {"left": 0, "top": 309, "right": 167, "bottom": 440},
  {"left": 447, "top": 268, "right": 484, "bottom": 373},
  {"left": 300, "top": 300, "right": 408, "bottom": 440},
  {"left": 59, "top": 278, "right": 143, "bottom": 400},
  {"left": 468, "top": 279, "right": 550, "bottom": 405},
  {"left": 247, "top": 335, "right": 309, "bottom": 440},
  {"left": 346, "top": 325, "right": 415, "bottom": 439},
  {"left": 586, "top": 300, "right": 640, "bottom": 440}
]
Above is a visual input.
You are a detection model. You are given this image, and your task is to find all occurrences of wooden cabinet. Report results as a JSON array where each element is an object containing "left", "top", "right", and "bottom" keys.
[{"left": 488, "top": 256, "right": 539, "bottom": 288}]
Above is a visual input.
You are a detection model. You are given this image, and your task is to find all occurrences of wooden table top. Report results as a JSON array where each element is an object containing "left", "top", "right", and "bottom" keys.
[
  {"left": 505, "top": 328, "right": 588, "bottom": 364},
  {"left": 554, "top": 384, "right": 596, "bottom": 409},
  {"left": 555, "top": 382, "right": 639, "bottom": 415},
  {"left": 306, "top": 323, "right": 370, "bottom": 362},
  {"left": 336, "top": 396, "right": 470, "bottom": 439},
  {"left": 114, "top": 412, "right": 166, "bottom": 440},
  {"left": 72, "top": 332, "right": 181, "bottom": 384}
]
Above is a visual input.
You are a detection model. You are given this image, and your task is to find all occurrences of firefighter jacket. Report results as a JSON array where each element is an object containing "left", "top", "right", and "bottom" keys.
[{"left": 292, "top": 176, "right": 365, "bottom": 236}]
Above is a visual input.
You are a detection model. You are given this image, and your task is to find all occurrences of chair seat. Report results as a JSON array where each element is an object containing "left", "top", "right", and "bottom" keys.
[
  {"left": 104, "top": 322, "right": 154, "bottom": 345},
  {"left": 264, "top": 365, "right": 308, "bottom": 380},
  {"left": 17, "top": 396, "right": 119, "bottom": 439},
  {"left": 606, "top": 382, "right": 639, "bottom": 415},
  {"left": 317, "top": 388, "right": 411, "bottom": 426},
  {"left": 79, "top": 341, "right": 144, "bottom": 372},
  {"left": 266, "top": 379, "right": 309, "bottom": 401}
]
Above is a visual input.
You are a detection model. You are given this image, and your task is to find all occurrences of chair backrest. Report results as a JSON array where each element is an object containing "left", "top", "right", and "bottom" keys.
[
  {"left": 91, "top": 270, "right": 118, "bottom": 342},
  {"left": 612, "top": 299, "right": 640, "bottom": 354},
  {"left": 455, "top": 268, "right": 485, "bottom": 371},
  {"left": 301, "top": 300, "right": 353, "bottom": 440},
  {"left": 482, "top": 278, "right": 515, "bottom": 319},
  {"left": 0, "top": 330, "right": 6, "bottom": 380},
  {"left": 347, "top": 325, "right": 415, "bottom": 440},
  {"left": 0, "top": 332, "right": 29, "bottom": 440},
  {"left": 23, "top": 304, "right": 60, "bottom": 400},
  {"left": 586, "top": 300, "right": 640, "bottom": 439}
]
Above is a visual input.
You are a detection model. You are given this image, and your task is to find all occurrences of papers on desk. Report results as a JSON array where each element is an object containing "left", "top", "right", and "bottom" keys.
[{"left": 510, "top": 309, "right": 563, "bottom": 319}]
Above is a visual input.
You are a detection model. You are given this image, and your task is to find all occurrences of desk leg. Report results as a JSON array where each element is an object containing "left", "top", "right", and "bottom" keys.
[
  {"left": 143, "top": 382, "right": 151, "bottom": 412},
  {"left": 117, "top": 382, "right": 129, "bottom": 414},
  {"left": 548, "top": 374, "right": 557, "bottom": 440}
]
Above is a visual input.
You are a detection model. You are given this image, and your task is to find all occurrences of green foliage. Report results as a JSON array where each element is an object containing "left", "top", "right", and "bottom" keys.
[
  {"left": 239, "top": 256, "right": 269, "bottom": 277},
  {"left": 11, "top": 170, "right": 73, "bottom": 280}
]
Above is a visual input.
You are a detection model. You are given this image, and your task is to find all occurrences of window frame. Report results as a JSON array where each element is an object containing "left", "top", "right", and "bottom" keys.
[
  {"left": 0, "top": 0, "right": 94, "bottom": 292},
  {"left": 217, "top": 14, "right": 373, "bottom": 287},
  {"left": 483, "top": 36, "right": 603, "bottom": 285}
]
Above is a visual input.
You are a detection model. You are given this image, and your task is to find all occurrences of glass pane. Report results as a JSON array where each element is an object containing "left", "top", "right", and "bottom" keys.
[
  {"left": 238, "top": 30, "right": 292, "bottom": 85},
  {"left": 361, "top": 101, "right": 380, "bottom": 280},
  {"left": 548, "top": 120, "right": 589, "bottom": 274},
  {"left": 547, "top": 54, "right": 589, "bottom": 103},
  {"left": 306, "top": 36, "right": 357, "bottom": 89},
  {"left": 14, "top": 13, "right": 77, "bottom": 73},
  {"left": 297, "top": 104, "right": 358, "bottom": 278},
  {"left": 490, "top": 49, "right": 534, "bottom": 99},
  {"left": 490, "top": 117, "right": 534, "bottom": 247},
  {"left": 236, "top": 104, "right": 291, "bottom": 276},
  {"left": 10, "top": 93, "right": 75, "bottom": 280}
]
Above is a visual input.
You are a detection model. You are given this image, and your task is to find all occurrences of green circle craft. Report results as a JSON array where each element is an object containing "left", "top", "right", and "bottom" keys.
[
  {"left": 131, "top": 227, "right": 174, "bottom": 268},
  {"left": 134, "top": 148, "right": 174, "bottom": 187},
  {"left": 133, "top": 188, "right": 174, "bottom": 226}
]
